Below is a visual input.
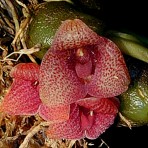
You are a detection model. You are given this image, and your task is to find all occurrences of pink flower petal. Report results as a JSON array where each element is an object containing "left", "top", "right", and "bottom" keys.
[
  {"left": 10, "top": 63, "right": 39, "bottom": 81},
  {"left": 39, "top": 104, "right": 70, "bottom": 123},
  {"left": 39, "top": 50, "right": 87, "bottom": 106},
  {"left": 0, "top": 63, "right": 41, "bottom": 115},
  {"left": 0, "top": 79, "right": 41, "bottom": 115},
  {"left": 86, "top": 114, "right": 116, "bottom": 139},
  {"left": 77, "top": 97, "right": 119, "bottom": 114},
  {"left": 87, "top": 38, "right": 130, "bottom": 98},
  {"left": 77, "top": 97, "right": 119, "bottom": 139},
  {"left": 51, "top": 19, "right": 101, "bottom": 51},
  {"left": 46, "top": 104, "right": 84, "bottom": 139},
  {"left": 46, "top": 97, "right": 119, "bottom": 140}
]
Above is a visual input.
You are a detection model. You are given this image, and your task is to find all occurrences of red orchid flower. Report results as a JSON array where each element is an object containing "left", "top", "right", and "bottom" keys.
[
  {"left": 39, "top": 19, "right": 130, "bottom": 106},
  {"left": 0, "top": 19, "right": 130, "bottom": 140},
  {"left": 0, "top": 63, "right": 70, "bottom": 123},
  {"left": 46, "top": 97, "right": 119, "bottom": 140},
  {"left": 0, "top": 63, "right": 41, "bottom": 115}
]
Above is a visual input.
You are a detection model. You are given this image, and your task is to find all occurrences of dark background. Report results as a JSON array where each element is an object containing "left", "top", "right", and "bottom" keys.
[
  {"left": 85, "top": 120, "right": 148, "bottom": 148},
  {"left": 101, "top": 0, "right": 148, "bottom": 37},
  {"left": 74, "top": 0, "right": 148, "bottom": 37}
]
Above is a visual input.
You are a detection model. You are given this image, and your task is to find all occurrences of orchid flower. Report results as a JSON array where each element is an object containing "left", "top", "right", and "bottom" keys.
[{"left": 0, "top": 19, "right": 130, "bottom": 139}]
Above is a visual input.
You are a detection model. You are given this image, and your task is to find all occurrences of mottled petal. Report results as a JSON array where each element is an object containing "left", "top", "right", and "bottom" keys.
[
  {"left": 77, "top": 97, "right": 119, "bottom": 114},
  {"left": 46, "top": 97, "right": 119, "bottom": 140},
  {"left": 0, "top": 79, "right": 41, "bottom": 115},
  {"left": 0, "top": 63, "right": 41, "bottom": 115},
  {"left": 46, "top": 104, "right": 84, "bottom": 139},
  {"left": 77, "top": 97, "right": 119, "bottom": 139},
  {"left": 51, "top": 19, "right": 101, "bottom": 51},
  {"left": 88, "top": 38, "right": 130, "bottom": 98},
  {"left": 39, "top": 50, "right": 87, "bottom": 106},
  {"left": 10, "top": 63, "right": 39, "bottom": 81},
  {"left": 86, "top": 114, "right": 116, "bottom": 139},
  {"left": 39, "top": 104, "right": 70, "bottom": 123}
]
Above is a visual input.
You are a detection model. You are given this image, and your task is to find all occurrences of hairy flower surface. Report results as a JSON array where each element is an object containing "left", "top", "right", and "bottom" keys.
[{"left": 0, "top": 19, "right": 130, "bottom": 139}]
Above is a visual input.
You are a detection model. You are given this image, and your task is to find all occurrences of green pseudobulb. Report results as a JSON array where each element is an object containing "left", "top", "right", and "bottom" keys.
[
  {"left": 26, "top": 1, "right": 104, "bottom": 59},
  {"left": 106, "top": 30, "right": 148, "bottom": 63},
  {"left": 119, "top": 57, "right": 148, "bottom": 126}
]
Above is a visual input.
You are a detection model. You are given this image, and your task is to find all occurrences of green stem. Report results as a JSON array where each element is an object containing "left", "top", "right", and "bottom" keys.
[{"left": 106, "top": 30, "right": 148, "bottom": 63}]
